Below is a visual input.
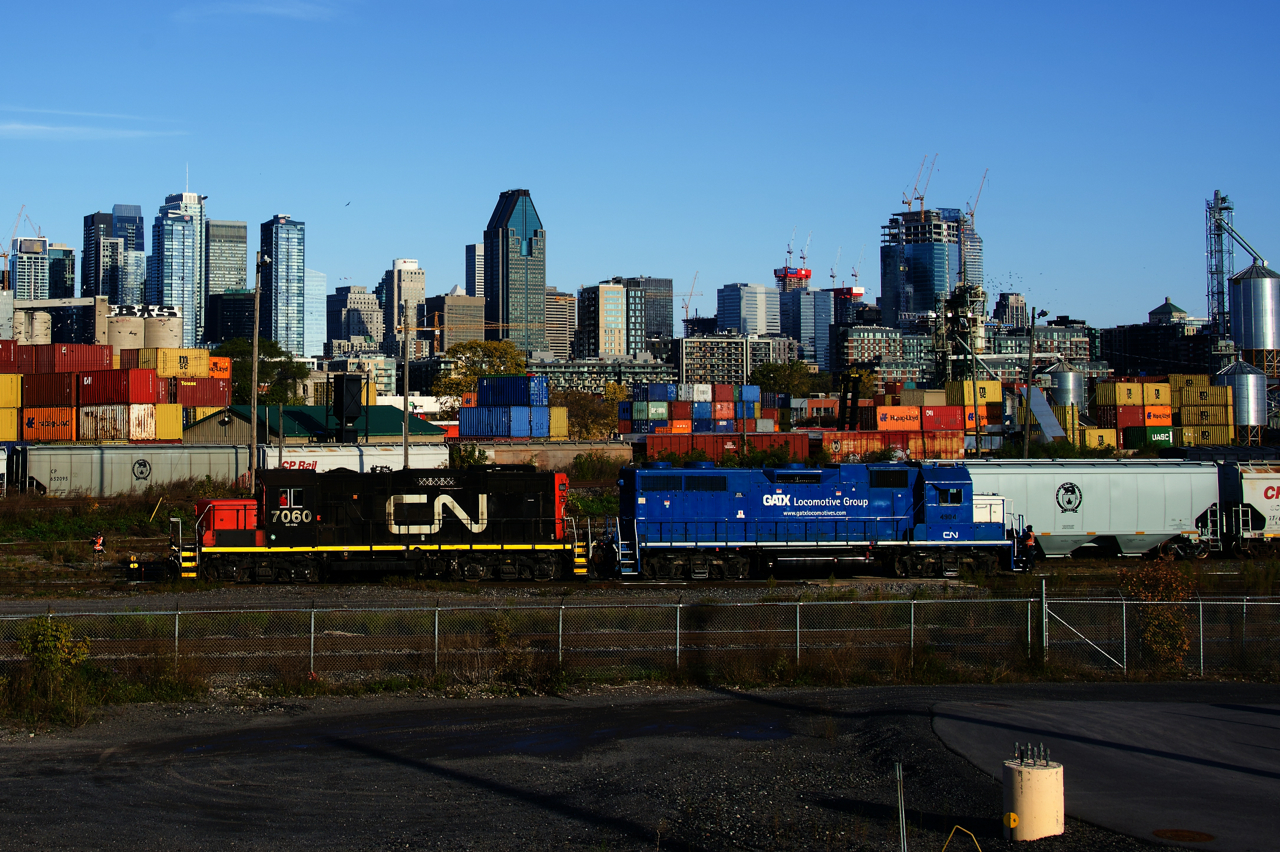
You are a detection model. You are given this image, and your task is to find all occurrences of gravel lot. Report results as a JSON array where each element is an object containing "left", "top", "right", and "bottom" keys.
[{"left": 3, "top": 682, "right": 1272, "bottom": 851}]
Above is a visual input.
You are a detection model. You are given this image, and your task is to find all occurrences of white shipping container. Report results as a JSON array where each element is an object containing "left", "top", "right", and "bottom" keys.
[
  {"left": 677, "top": 384, "right": 695, "bottom": 402},
  {"left": 264, "top": 444, "right": 449, "bottom": 472},
  {"left": 692, "top": 384, "right": 713, "bottom": 402},
  {"left": 77, "top": 404, "right": 158, "bottom": 442}
]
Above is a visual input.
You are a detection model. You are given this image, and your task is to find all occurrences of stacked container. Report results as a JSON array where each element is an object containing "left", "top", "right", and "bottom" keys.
[
  {"left": 1093, "top": 379, "right": 1178, "bottom": 448},
  {"left": 0, "top": 374, "right": 19, "bottom": 441},
  {"left": 460, "top": 376, "right": 553, "bottom": 439}
]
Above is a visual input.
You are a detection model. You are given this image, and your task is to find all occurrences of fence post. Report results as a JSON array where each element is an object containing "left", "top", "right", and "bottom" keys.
[
  {"left": 1243, "top": 596, "right": 1248, "bottom": 667},
  {"left": 795, "top": 601, "right": 801, "bottom": 665},
  {"left": 1026, "top": 600, "right": 1031, "bottom": 659},
  {"left": 1199, "top": 595, "right": 1205, "bottom": 677},
  {"left": 909, "top": 600, "right": 915, "bottom": 661},
  {"left": 309, "top": 610, "right": 316, "bottom": 674},
  {"left": 1041, "top": 580, "right": 1048, "bottom": 664},
  {"left": 1121, "top": 596, "right": 1127, "bottom": 673},
  {"left": 558, "top": 605, "right": 564, "bottom": 664},
  {"left": 173, "top": 609, "right": 179, "bottom": 669},
  {"left": 675, "top": 604, "right": 681, "bottom": 669},
  {"left": 433, "top": 607, "right": 440, "bottom": 672}
]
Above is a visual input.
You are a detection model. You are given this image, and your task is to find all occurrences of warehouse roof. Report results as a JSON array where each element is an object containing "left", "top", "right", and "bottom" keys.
[{"left": 192, "top": 405, "right": 446, "bottom": 439}]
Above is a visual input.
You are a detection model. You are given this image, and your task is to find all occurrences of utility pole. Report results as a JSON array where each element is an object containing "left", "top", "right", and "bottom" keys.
[
  {"left": 249, "top": 252, "right": 270, "bottom": 491},
  {"left": 1023, "top": 307, "right": 1046, "bottom": 458},
  {"left": 403, "top": 299, "right": 411, "bottom": 471}
]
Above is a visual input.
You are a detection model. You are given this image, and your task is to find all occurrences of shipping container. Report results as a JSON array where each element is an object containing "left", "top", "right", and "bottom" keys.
[
  {"left": 0, "top": 408, "right": 16, "bottom": 442},
  {"left": 475, "top": 375, "right": 549, "bottom": 407},
  {"left": 712, "top": 384, "right": 734, "bottom": 402},
  {"left": 644, "top": 432, "right": 808, "bottom": 463},
  {"left": 667, "top": 420, "right": 693, "bottom": 434},
  {"left": 876, "top": 405, "right": 921, "bottom": 430},
  {"left": 1141, "top": 383, "right": 1172, "bottom": 406},
  {"left": 173, "top": 377, "right": 231, "bottom": 407},
  {"left": 208, "top": 356, "right": 232, "bottom": 380},
  {"left": 1173, "top": 426, "right": 1198, "bottom": 447},
  {"left": 78, "top": 369, "right": 164, "bottom": 405},
  {"left": 630, "top": 384, "right": 647, "bottom": 402},
  {"left": 184, "top": 406, "right": 222, "bottom": 427},
  {"left": 617, "top": 420, "right": 631, "bottom": 434},
  {"left": 1168, "top": 373, "right": 1211, "bottom": 390},
  {"left": 1096, "top": 381, "right": 1144, "bottom": 406},
  {"left": 901, "top": 388, "right": 948, "bottom": 407},
  {"left": 23, "top": 373, "right": 77, "bottom": 408},
  {"left": 1116, "top": 406, "right": 1145, "bottom": 429},
  {"left": 631, "top": 401, "right": 648, "bottom": 420},
  {"left": 692, "top": 420, "right": 713, "bottom": 433},
  {"left": 921, "top": 405, "right": 964, "bottom": 431},
  {"left": 714, "top": 419, "right": 736, "bottom": 432},
  {"left": 712, "top": 401, "right": 735, "bottom": 419},
  {"left": 549, "top": 406, "right": 569, "bottom": 439},
  {"left": 646, "top": 383, "right": 676, "bottom": 402},
  {"left": 138, "top": 348, "right": 211, "bottom": 378},
  {"left": 119, "top": 349, "right": 140, "bottom": 370},
  {"left": 1080, "top": 428, "right": 1117, "bottom": 449},
  {"left": 1179, "top": 405, "right": 1233, "bottom": 427},
  {"left": 1143, "top": 406, "right": 1173, "bottom": 426},
  {"left": 740, "top": 385, "right": 761, "bottom": 403},
  {"left": 669, "top": 401, "right": 692, "bottom": 420},
  {"left": 528, "top": 406, "right": 551, "bottom": 438},
  {"left": 756, "top": 418, "right": 775, "bottom": 432},
  {"left": 692, "top": 384, "right": 712, "bottom": 402},
  {"left": 32, "top": 343, "right": 113, "bottom": 375},
  {"left": 509, "top": 406, "right": 533, "bottom": 438},
  {"left": 1181, "top": 385, "right": 1233, "bottom": 406},
  {"left": 617, "top": 401, "right": 632, "bottom": 420},
  {"left": 155, "top": 404, "right": 183, "bottom": 441},
  {"left": 0, "top": 374, "right": 20, "bottom": 408},
  {"left": 692, "top": 401, "right": 712, "bottom": 419},
  {"left": 1188, "top": 425, "right": 1234, "bottom": 446},
  {"left": 647, "top": 401, "right": 669, "bottom": 420},
  {"left": 79, "top": 404, "right": 161, "bottom": 442},
  {"left": 461, "top": 392, "right": 477, "bottom": 408},
  {"left": 22, "top": 407, "right": 76, "bottom": 442},
  {"left": 738, "top": 418, "right": 756, "bottom": 432},
  {"left": 1123, "top": 426, "right": 1175, "bottom": 449},
  {"left": 945, "top": 380, "right": 1002, "bottom": 406},
  {"left": 465, "top": 407, "right": 512, "bottom": 438}
]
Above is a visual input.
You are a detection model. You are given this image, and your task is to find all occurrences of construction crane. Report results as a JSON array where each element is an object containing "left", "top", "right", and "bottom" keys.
[
  {"left": 915, "top": 154, "right": 938, "bottom": 211},
  {"left": 0, "top": 205, "right": 25, "bottom": 279},
  {"left": 851, "top": 245, "right": 865, "bottom": 287},
  {"left": 23, "top": 214, "right": 41, "bottom": 239},
  {"left": 680, "top": 271, "right": 702, "bottom": 320},
  {"left": 902, "top": 156, "right": 927, "bottom": 212},
  {"left": 828, "top": 247, "right": 842, "bottom": 288},
  {"left": 965, "top": 168, "right": 989, "bottom": 224},
  {"left": 799, "top": 231, "right": 812, "bottom": 270}
]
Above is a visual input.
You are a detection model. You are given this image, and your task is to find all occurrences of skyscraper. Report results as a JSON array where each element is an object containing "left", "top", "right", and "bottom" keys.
[
  {"left": 327, "top": 285, "right": 383, "bottom": 348},
  {"left": 147, "top": 211, "right": 199, "bottom": 345},
  {"left": 204, "top": 291, "right": 256, "bottom": 344},
  {"left": 993, "top": 293, "right": 1029, "bottom": 328},
  {"left": 157, "top": 193, "right": 207, "bottom": 337},
  {"left": 96, "top": 238, "right": 124, "bottom": 303},
  {"left": 544, "top": 287, "right": 576, "bottom": 360},
  {"left": 47, "top": 244, "right": 76, "bottom": 300},
  {"left": 717, "top": 283, "right": 779, "bottom": 335},
  {"left": 780, "top": 288, "right": 835, "bottom": 370},
  {"left": 111, "top": 204, "right": 145, "bottom": 253},
  {"left": 259, "top": 214, "right": 306, "bottom": 356},
  {"left": 206, "top": 220, "right": 248, "bottom": 297},
  {"left": 10, "top": 237, "right": 49, "bottom": 300},
  {"left": 81, "top": 212, "right": 112, "bottom": 298},
  {"left": 421, "top": 286, "right": 485, "bottom": 355},
  {"left": 483, "top": 189, "right": 548, "bottom": 352},
  {"left": 120, "top": 250, "right": 145, "bottom": 305},
  {"left": 465, "top": 244, "right": 484, "bottom": 299},
  {"left": 375, "top": 259, "right": 426, "bottom": 357},
  {"left": 600, "top": 276, "right": 674, "bottom": 339},
  {"left": 304, "top": 268, "right": 327, "bottom": 358},
  {"left": 879, "top": 207, "right": 981, "bottom": 328},
  {"left": 574, "top": 283, "right": 627, "bottom": 359}
]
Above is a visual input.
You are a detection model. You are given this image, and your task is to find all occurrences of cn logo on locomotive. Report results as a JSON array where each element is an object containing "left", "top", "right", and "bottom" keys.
[
  {"left": 762, "top": 494, "right": 791, "bottom": 506},
  {"left": 385, "top": 494, "right": 489, "bottom": 535}
]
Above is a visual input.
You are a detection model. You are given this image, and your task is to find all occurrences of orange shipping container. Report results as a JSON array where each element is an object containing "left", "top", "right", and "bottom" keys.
[
  {"left": 1143, "top": 405, "right": 1173, "bottom": 426},
  {"left": 822, "top": 431, "right": 889, "bottom": 462},
  {"left": 712, "top": 401, "right": 735, "bottom": 418},
  {"left": 876, "top": 405, "right": 921, "bottom": 430},
  {"left": 668, "top": 420, "right": 693, "bottom": 434},
  {"left": 208, "top": 356, "right": 232, "bottom": 380},
  {"left": 461, "top": 392, "right": 478, "bottom": 408},
  {"left": 22, "top": 406, "right": 76, "bottom": 442}
]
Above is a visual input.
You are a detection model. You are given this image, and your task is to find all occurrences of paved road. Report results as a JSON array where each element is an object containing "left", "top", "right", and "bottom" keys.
[
  {"left": 1, "top": 682, "right": 1276, "bottom": 851},
  {"left": 933, "top": 700, "right": 1280, "bottom": 851}
]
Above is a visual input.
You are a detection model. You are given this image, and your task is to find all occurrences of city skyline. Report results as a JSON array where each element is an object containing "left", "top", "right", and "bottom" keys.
[{"left": 1, "top": 3, "right": 1274, "bottom": 331}]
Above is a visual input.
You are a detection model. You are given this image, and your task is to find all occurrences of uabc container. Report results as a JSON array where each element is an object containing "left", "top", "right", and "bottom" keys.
[
  {"left": 22, "top": 406, "right": 76, "bottom": 441},
  {"left": 22, "top": 373, "right": 77, "bottom": 407},
  {"left": 78, "top": 369, "right": 164, "bottom": 405}
]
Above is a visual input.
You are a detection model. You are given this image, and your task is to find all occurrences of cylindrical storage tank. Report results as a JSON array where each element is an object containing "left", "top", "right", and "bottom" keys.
[
  {"left": 1214, "top": 360, "right": 1268, "bottom": 427},
  {"left": 1038, "top": 362, "right": 1084, "bottom": 409},
  {"left": 144, "top": 316, "right": 182, "bottom": 349},
  {"left": 108, "top": 316, "right": 146, "bottom": 351},
  {"left": 29, "top": 312, "right": 51, "bottom": 345},
  {"left": 1229, "top": 262, "right": 1280, "bottom": 350},
  {"left": 12, "top": 312, "right": 29, "bottom": 344},
  {"left": 1002, "top": 756, "right": 1064, "bottom": 841}
]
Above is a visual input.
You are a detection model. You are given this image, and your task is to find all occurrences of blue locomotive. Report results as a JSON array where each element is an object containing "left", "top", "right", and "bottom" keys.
[{"left": 615, "top": 462, "right": 1012, "bottom": 579}]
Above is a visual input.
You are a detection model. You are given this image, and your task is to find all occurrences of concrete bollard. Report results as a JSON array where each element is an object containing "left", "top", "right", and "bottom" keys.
[{"left": 1003, "top": 744, "right": 1064, "bottom": 841}]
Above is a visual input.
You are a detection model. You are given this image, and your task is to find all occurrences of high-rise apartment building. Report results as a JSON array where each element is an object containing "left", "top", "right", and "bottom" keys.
[
  {"left": 374, "top": 259, "right": 426, "bottom": 357},
  {"left": 206, "top": 220, "right": 247, "bottom": 298},
  {"left": 121, "top": 251, "right": 145, "bottom": 305},
  {"left": 305, "top": 269, "right": 327, "bottom": 358},
  {"left": 259, "top": 214, "right": 306, "bottom": 356},
  {"left": 780, "top": 288, "right": 835, "bottom": 370},
  {"left": 10, "top": 237, "right": 49, "bottom": 300},
  {"left": 465, "top": 244, "right": 484, "bottom": 299},
  {"left": 421, "top": 286, "right": 485, "bottom": 355},
  {"left": 147, "top": 211, "right": 200, "bottom": 345},
  {"left": 993, "top": 292, "right": 1029, "bottom": 328},
  {"left": 600, "top": 276, "right": 674, "bottom": 339},
  {"left": 111, "top": 204, "right": 145, "bottom": 253},
  {"left": 483, "top": 189, "right": 548, "bottom": 352},
  {"left": 204, "top": 291, "right": 256, "bottom": 344},
  {"left": 574, "top": 284, "right": 627, "bottom": 359},
  {"left": 96, "top": 238, "right": 124, "bottom": 303},
  {"left": 47, "top": 244, "right": 76, "bottom": 300},
  {"left": 161, "top": 193, "right": 207, "bottom": 331},
  {"left": 81, "top": 212, "right": 113, "bottom": 298},
  {"left": 676, "top": 334, "right": 797, "bottom": 384},
  {"left": 879, "top": 207, "right": 981, "bottom": 328},
  {"left": 717, "top": 283, "right": 779, "bottom": 336},
  {"left": 327, "top": 285, "right": 384, "bottom": 346},
  {"left": 544, "top": 287, "right": 576, "bottom": 360}
]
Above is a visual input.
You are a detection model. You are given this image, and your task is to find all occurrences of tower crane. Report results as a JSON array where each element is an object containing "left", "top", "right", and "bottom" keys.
[
  {"left": 799, "top": 231, "right": 812, "bottom": 270},
  {"left": 915, "top": 153, "right": 938, "bottom": 211},
  {"left": 829, "top": 247, "right": 842, "bottom": 288},
  {"left": 966, "top": 168, "right": 989, "bottom": 225},
  {"left": 851, "top": 245, "right": 865, "bottom": 288},
  {"left": 680, "top": 271, "right": 702, "bottom": 320},
  {"left": 23, "top": 214, "right": 41, "bottom": 238},
  {"left": 903, "top": 156, "right": 927, "bottom": 212},
  {"left": 0, "top": 205, "right": 25, "bottom": 278}
]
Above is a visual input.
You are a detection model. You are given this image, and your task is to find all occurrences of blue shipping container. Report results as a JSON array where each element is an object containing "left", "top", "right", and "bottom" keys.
[
  {"left": 649, "top": 420, "right": 669, "bottom": 429},
  {"left": 741, "top": 385, "right": 761, "bottom": 403},
  {"left": 529, "top": 406, "right": 551, "bottom": 438},
  {"left": 618, "top": 401, "right": 632, "bottom": 419},
  {"left": 460, "top": 406, "right": 512, "bottom": 437},
  {"left": 633, "top": 420, "right": 653, "bottom": 434},
  {"left": 778, "top": 393, "right": 791, "bottom": 409},
  {"left": 477, "top": 375, "right": 549, "bottom": 406},
  {"left": 714, "top": 419, "right": 736, "bottom": 432},
  {"left": 509, "top": 406, "right": 532, "bottom": 438},
  {"left": 692, "top": 420, "right": 714, "bottom": 433},
  {"left": 631, "top": 385, "right": 647, "bottom": 402},
  {"left": 691, "top": 401, "right": 712, "bottom": 419}
]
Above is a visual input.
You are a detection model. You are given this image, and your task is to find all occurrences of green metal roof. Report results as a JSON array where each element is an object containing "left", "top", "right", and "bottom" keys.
[{"left": 190, "top": 405, "right": 446, "bottom": 438}]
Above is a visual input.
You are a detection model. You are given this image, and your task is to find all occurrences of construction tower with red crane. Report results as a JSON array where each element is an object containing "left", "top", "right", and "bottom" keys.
[{"left": 773, "top": 231, "right": 812, "bottom": 292}]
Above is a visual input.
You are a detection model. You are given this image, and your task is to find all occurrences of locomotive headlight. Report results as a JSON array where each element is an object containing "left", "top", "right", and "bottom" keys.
[{"left": 270, "top": 534, "right": 276, "bottom": 541}]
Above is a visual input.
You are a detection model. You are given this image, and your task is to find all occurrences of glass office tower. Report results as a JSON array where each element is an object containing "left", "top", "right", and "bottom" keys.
[
  {"left": 483, "top": 189, "right": 548, "bottom": 352},
  {"left": 780, "top": 288, "right": 835, "bottom": 370},
  {"left": 879, "top": 208, "right": 981, "bottom": 328},
  {"left": 304, "top": 268, "right": 327, "bottom": 358},
  {"left": 147, "top": 212, "right": 200, "bottom": 345},
  {"left": 260, "top": 214, "right": 306, "bottom": 357}
]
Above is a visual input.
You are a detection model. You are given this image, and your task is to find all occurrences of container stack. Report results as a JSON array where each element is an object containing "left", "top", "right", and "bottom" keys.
[
  {"left": 620, "top": 383, "right": 787, "bottom": 435},
  {"left": 458, "top": 375, "right": 568, "bottom": 440},
  {"left": 1091, "top": 379, "right": 1176, "bottom": 449},
  {"left": 0, "top": 343, "right": 225, "bottom": 444}
]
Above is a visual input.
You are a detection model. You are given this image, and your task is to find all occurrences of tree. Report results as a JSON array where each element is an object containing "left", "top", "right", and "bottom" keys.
[
  {"left": 213, "top": 338, "right": 312, "bottom": 405},
  {"left": 433, "top": 340, "right": 528, "bottom": 402},
  {"left": 550, "top": 388, "right": 617, "bottom": 439},
  {"left": 750, "top": 361, "right": 813, "bottom": 396}
]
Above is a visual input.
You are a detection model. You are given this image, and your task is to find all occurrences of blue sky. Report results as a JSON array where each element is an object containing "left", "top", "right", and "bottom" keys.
[{"left": 4, "top": 0, "right": 1278, "bottom": 329}]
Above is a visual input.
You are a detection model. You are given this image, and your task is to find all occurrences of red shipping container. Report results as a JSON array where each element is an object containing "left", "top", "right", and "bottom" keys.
[
  {"left": 0, "top": 340, "right": 16, "bottom": 372},
  {"left": 712, "top": 401, "right": 735, "bottom": 418},
  {"left": 760, "top": 407, "right": 778, "bottom": 421},
  {"left": 645, "top": 433, "right": 808, "bottom": 463},
  {"left": 22, "top": 373, "right": 78, "bottom": 407},
  {"left": 738, "top": 419, "right": 756, "bottom": 432},
  {"left": 174, "top": 377, "right": 231, "bottom": 407},
  {"left": 1095, "top": 406, "right": 1116, "bottom": 429},
  {"left": 8, "top": 347, "right": 37, "bottom": 375},
  {"left": 78, "top": 369, "right": 164, "bottom": 405},
  {"left": 119, "top": 349, "right": 141, "bottom": 370},
  {"left": 712, "top": 384, "right": 735, "bottom": 401},
  {"left": 617, "top": 419, "right": 631, "bottom": 434},
  {"left": 669, "top": 401, "right": 693, "bottom": 419},
  {"left": 32, "top": 344, "right": 112, "bottom": 374},
  {"left": 22, "top": 406, "right": 76, "bottom": 442},
  {"left": 921, "top": 405, "right": 964, "bottom": 431},
  {"left": 1117, "top": 405, "right": 1145, "bottom": 429}
]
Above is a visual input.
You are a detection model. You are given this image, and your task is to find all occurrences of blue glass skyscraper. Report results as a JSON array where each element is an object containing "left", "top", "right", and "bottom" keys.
[
  {"left": 780, "top": 288, "right": 834, "bottom": 370},
  {"left": 304, "top": 268, "right": 327, "bottom": 358},
  {"left": 879, "top": 208, "right": 981, "bottom": 328},
  {"left": 483, "top": 189, "right": 548, "bottom": 353},
  {"left": 260, "top": 214, "right": 306, "bottom": 357},
  {"left": 147, "top": 212, "right": 200, "bottom": 346}
]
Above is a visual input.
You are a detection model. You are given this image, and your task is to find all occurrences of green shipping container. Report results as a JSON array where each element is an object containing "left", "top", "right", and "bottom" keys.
[{"left": 1123, "top": 426, "right": 1174, "bottom": 449}]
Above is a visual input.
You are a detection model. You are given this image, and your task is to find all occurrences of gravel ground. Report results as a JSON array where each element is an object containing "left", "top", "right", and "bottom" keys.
[{"left": 4, "top": 681, "right": 1270, "bottom": 851}]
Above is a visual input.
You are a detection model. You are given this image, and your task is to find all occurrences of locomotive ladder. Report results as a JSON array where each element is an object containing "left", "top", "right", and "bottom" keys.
[
  {"left": 613, "top": 517, "right": 638, "bottom": 576},
  {"left": 571, "top": 518, "right": 590, "bottom": 576}
]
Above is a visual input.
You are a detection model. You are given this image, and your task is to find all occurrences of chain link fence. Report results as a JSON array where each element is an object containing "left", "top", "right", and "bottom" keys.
[{"left": 2, "top": 595, "right": 1277, "bottom": 685}]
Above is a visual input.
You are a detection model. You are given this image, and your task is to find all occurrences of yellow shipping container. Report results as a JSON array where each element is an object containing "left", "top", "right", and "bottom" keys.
[
  {"left": 0, "top": 374, "right": 20, "bottom": 408},
  {"left": 1096, "top": 382, "right": 1143, "bottom": 406},
  {"left": 1179, "top": 405, "right": 1233, "bottom": 427},
  {"left": 156, "top": 404, "right": 184, "bottom": 440},
  {"left": 1175, "top": 425, "right": 1233, "bottom": 446},
  {"left": 549, "top": 406, "right": 569, "bottom": 439},
  {"left": 1168, "top": 373, "right": 1210, "bottom": 389},
  {"left": 112, "top": 353, "right": 120, "bottom": 370},
  {"left": 1141, "top": 383, "right": 1172, "bottom": 406},
  {"left": 137, "top": 348, "right": 211, "bottom": 378},
  {"left": 1080, "top": 428, "right": 1116, "bottom": 449},
  {"left": 944, "top": 380, "right": 1002, "bottom": 406},
  {"left": 1180, "top": 385, "right": 1232, "bottom": 406},
  {"left": 0, "top": 408, "right": 16, "bottom": 442}
]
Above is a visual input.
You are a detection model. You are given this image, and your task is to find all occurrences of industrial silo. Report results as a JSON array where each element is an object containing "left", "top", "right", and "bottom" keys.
[
  {"left": 1038, "top": 361, "right": 1084, "bottom": 409},
  {"left": 1214, "top": 361, "right": 1268, "bottom": 444},
  {"left": 1229, "top": 262, "right": 1280, "bottom": 351},
  {"left": 144, "top": 316, "right": 182, "bottom": 349},
  {"left": 108, "top": 316, "right": 145, "bottom": 352},
  {"left": 28, "top": 312, "right": 51, "bottom": 345}
]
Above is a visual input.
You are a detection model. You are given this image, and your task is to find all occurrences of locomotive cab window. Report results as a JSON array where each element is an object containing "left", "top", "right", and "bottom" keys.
[
  {"left": 870, "top": 470, "right": 909, "bottom": 489},
  {"left": 937, "top": 488, "right": 963, "bottom": 505},
  {"left": 278, "top": 488, "right": 304, "bottom": 508}
]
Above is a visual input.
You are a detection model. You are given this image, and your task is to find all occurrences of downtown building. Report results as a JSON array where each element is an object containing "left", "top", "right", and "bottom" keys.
[
  {"left": 374, "top": 259, "right": 426, "bottom": 357},
  {"left": 599, "top": 276, "right": 674, "bottom": 340},
  {"left": 420, "top": 285, "right": 485, "bottom": 355},
  {"left": 47, "top": 244, "right": 76, "bottom": 299},
  {"left": 879, "top": 208, "right": 982, "bottom": 328},
  {"left": 9, "top": 237, "right": 49, "bottom": 300},
  {"left": 326, "top": 284, "right": 384, "bottom": 356},
  {"left": 780, "top": 288, "right": 834, "bottom": 370},
  {"left": 717, "top": 283, "right": 779, "bottom": 335},
  {"left": 259, "top": 214, "right": 305, "bottom": 357},
  {"left": 147, "top": 210, "right": 200, "bottom": 346},
  {"left": 676, "top": 334, "right": 797, "bottom": 384},
  {"left": 304, "top": 269, "right": 326, "bottom": 359},
  {"left": 574, "top": 282, "right": 646, "bottom": 359},
  {"left": 465, "top": 244, "right": 484, "bottom": 299},
  {"left": 483, "top": 189, "right": 548, "bottom": 352},
  {"left": 544, "top": 287, "right": 577, "bottom": 360}
]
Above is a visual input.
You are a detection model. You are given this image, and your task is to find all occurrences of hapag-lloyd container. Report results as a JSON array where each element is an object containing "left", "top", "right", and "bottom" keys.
[
  {"left": 174, "top": 377, "right": 231, "bottom": 407},
  {"left": 876, "top": 406, "right": 922, "bottom": 430},
  {"left": 78, "top": 369, "right": 164, "bottom": 405},
  {"left": 33, "top": 343, "right": 113, "bottom": 375},
  {"left": 79, "top": 404, "right": 158, "bottom": 441},
  {"left": 208, "top": 356, "right": 232, "bottom": 379},
  {"left": 22, "top": 407, "right": 76, "bottom": 442},
  {"left": 23, "top": 373, "right": 78, "bottom": 407}
]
